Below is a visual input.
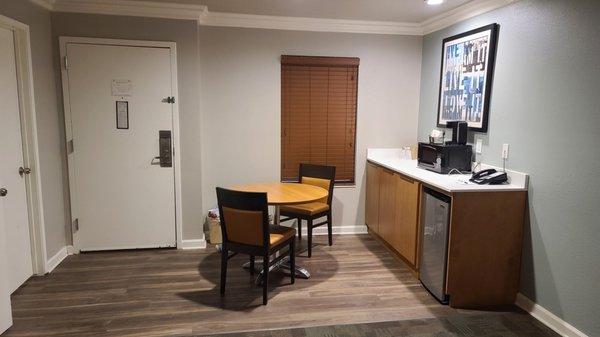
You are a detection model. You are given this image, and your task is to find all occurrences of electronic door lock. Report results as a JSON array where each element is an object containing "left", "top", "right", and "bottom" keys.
[{"left": 152, "top": 130, "right": 172, "bottom": 168}]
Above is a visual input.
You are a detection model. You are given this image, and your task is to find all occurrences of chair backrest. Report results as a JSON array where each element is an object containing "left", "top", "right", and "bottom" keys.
[
  {"left": 299, "top": 163, "right": 336, "bottom": 205},
  {"left": 216, "top": 187, "right": 270, "bottom": 248}
]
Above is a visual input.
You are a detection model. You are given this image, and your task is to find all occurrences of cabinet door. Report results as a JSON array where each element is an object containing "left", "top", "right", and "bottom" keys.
[
  {"left": 393, "top": 174, "right": 420, "bottom": 266},
  {"left": 365, "top": 162, "right": 381, "bottom": 234},
  {"left": 378, "top": 169, "right": 396, "bottom": 243}
]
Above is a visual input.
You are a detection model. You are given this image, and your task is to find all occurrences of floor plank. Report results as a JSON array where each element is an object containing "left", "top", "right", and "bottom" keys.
[
  {"left": 4, "top": 235, "right": 552, "bottom": 336},
  {"left": 205, "top": 312, "right": 559, "bottom": 337}
]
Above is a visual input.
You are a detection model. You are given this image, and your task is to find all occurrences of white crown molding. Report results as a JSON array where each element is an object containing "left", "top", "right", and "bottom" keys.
[
  {"left": 421, "top": 0, "right": 516, "bottom": 34},
  {"left": 199, "top": 12, "right": 423, "bottom": 35},
  {"left": 30, "top": 0, "right": 517, "bottom": 35},
  {"left": 51, "top": 0, "right": 207, "bottom": 21},
  {"left": 515, "top": 293, "right": 589, "bottom": 337}
]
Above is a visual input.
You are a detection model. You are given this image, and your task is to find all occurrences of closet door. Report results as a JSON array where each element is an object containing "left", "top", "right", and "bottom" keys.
[
  {"left": 0, "top": 25, "right": 33, "bottom": 292},
  {"left": 0, "top": 199, "right": 13, "bottom": 334}
]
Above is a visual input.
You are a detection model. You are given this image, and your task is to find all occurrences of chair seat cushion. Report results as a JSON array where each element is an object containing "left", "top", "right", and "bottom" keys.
[
  {"left": 280, "top": 202, "right": 330, "bottom": 216},
  {"left": 269, "top": 225, "right": 296, "bottom": 247}
]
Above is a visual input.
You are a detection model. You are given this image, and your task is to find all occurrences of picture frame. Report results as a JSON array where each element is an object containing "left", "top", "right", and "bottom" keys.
[{"left": 436, "top": 23, "right": 499, "bottom": 133}]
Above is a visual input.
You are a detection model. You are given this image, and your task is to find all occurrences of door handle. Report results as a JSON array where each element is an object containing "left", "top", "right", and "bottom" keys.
[
  {"left": 0, "top": 188, "right": 7, "bottom": 197},
  {"left": 19, "top": 167, "right": 31, "bottom": 177},
  {"left": 151, "top": 156, "right": 161, "bottom": 165}
]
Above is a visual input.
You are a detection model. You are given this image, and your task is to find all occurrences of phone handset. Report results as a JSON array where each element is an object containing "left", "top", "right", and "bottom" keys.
[{"left": 469, "top": 168, "right": 508, "bottom": 185}]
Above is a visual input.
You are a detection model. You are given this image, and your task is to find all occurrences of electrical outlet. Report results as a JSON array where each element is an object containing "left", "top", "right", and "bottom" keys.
[
  {"left": 475, "top": 138, "right": 483, "bottom": 154},
  {"left": 502, "top": 143, "right": 509, "bottom": 159}
]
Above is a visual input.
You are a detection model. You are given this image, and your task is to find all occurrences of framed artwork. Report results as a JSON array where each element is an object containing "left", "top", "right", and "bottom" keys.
[{"left": 437, "top": 23, "right": 499, "bottom": 132}]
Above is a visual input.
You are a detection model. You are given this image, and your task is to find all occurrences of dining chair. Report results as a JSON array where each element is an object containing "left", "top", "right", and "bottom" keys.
[
  {"left": 216, "top": 187, "right": 296, "bottom": 305},
  {"left": 280, "top": 163, "right": 336, "bottom": 257}
]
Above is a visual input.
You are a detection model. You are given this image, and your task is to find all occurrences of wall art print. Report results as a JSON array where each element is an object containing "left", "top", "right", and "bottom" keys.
[{"left": 437, "top": 23, "right": 499, "bottom": 132}]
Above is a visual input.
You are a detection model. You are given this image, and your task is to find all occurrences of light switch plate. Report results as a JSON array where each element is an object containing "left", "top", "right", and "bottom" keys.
[
  {"left": 502, "top": 143, "right": 509, "bottom": 159},
  {"left": 475, "top": 139, "right": 483, "bottom": 154}
]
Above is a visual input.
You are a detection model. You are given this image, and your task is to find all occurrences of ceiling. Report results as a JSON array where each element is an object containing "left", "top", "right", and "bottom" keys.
[{"left": 131, "top": 0, "right": 474, "bottom": 23}]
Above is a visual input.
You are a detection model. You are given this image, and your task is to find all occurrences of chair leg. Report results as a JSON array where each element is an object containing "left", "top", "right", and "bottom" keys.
[
  {"left": 249, "top": 255, "right": 255, "bottom": 275},
  {"left": 262, "top": 253, "right": 269, "bottom": 305},
  {"left": 220, "top": 247, "right": 228, "bottom": 296},
  {"left": 290, "top": 240, "right": 295, "bottom": 284},
  {"left": 327, "top": 211, "right": 333, "bottom": 246},
  {"left": 307, "top": 219, "right": 313, "bottom": 258},
  {"left": 297, "top": 218, "right": 302, "bottom": 240}
]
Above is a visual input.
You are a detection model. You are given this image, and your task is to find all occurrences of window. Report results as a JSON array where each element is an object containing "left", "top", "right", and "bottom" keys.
[{"left": 281, "top": 55, "right": 359, "bottom": 184}]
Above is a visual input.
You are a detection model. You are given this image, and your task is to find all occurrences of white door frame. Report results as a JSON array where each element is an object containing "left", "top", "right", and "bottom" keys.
[
  {"left": 0, "top": 15, "right": 47, "bottom": 275},
  {"left": 59, "top": 37, "right": 184, "bottom": 251}
]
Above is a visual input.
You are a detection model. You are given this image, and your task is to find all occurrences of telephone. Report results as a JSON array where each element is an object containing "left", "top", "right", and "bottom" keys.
[{"left": 469, "top": 168, "right": 508, "bottom": 185}]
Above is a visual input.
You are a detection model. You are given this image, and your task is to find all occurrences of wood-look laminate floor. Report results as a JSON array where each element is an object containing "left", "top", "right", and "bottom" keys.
[
  {"left": 210, "top": 312, "right": 559, "bottom": 337},
  {"left": 4, "top": 235, "right": 551, "bottom": 337}
]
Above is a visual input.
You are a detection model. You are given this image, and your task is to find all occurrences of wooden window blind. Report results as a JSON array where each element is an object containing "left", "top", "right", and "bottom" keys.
[{"left": 281, "top": 55, "right": 359, "bottom": 183}]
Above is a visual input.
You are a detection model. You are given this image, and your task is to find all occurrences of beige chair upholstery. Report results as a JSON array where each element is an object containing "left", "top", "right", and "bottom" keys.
[
  {"left": 222, "top": 207, "right": 264, "bottom": 246},
  {"left": 269, "top": 225, "right": 296, "bottom": 246},
  {"left": 280, "top": 202, "right": 329, "bottom": 215},
  {"left": 300, "top": 176, "right": 330, "bottom": 203},
  {"left": 222, "top": 207, "right": 296, "bottom": 247},
  {"left": 280, "top": 176, "right": 331, "bottom": 214}
]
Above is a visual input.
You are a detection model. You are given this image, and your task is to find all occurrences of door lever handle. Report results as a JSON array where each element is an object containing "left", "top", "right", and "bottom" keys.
[
  {"left": 19, "top": 167, "right": 31, "bottom": 177},
  {"left": 151, "top": 156, "right": 161, "bottom": 165}
]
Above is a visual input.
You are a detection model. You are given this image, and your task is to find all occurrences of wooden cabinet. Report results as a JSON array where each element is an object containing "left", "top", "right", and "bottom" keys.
[
  {"left": 365, "top": 162, "right": 381, "bottom": 234},
  {"left": 378, "top": 168, "right": 396, "bottom": 244},
  {"left": 365, "top": 161, "right": 420, "bottom": 269},
  {"left": 365, "top": 159, "right": 528, "bottom": 308},
  {"left": 392, "top": 174, "right": 420, "bottom": 266}
]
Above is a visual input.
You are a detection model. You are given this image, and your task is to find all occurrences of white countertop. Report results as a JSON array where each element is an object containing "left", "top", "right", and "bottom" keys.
[{"left": 367, "top": 148, "right": 528, "bottom": 193}]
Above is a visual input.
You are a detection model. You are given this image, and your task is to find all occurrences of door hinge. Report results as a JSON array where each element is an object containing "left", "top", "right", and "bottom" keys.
[
  {"left": 72, "top": 218, "right": 79, "bottom": 232},
  {"left": 63, "top": 56, "right": 69, "bottom": 70},
  {"left": 67, "top": 139, "right": 74, "bottom": 155},
  {"left": 163, "top": 96, "right": 175, "bottom": 104}
]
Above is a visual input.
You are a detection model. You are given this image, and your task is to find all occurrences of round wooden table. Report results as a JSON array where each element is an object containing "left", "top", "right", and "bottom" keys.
[
  {"left": 230, "top": 182, "right": 328, "bottom": 225},
  {"left": 229, "top": 182, "right": 328, "bottom": 280}
]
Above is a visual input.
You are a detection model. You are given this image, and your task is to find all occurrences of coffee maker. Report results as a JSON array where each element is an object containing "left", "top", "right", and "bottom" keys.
[{"left": 446, "top": 121, "right": 468, "bottom": 145}]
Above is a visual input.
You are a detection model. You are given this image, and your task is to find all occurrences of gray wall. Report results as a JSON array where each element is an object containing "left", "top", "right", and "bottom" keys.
[
  {"left": 50, "top": 12, "right": 204, "bottom": 240},
  {"left": 417, "top": 0, "right": 600, "bottom": 335},
  {"left": 198, "top": 27, "right": 422, "bottom": 230},
  {"left": 0, "top": 1, "right": 69, "bottom": 258}
]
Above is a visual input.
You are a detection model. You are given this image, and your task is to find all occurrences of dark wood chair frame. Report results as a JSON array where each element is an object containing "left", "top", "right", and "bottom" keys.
[
  {"left": 280, "top": 163, "right": 336, "bottom": 257},
  {"left": 216, "top": 187, "right": 296, "bottom": 305}
]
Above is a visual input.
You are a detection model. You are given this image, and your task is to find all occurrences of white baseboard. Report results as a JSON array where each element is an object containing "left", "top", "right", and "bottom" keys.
[
  {"left": 66, "top": 245, "right": 77, "bottom": 255},
  {"left": 179, "top": 239, "right": 207, "bottom": 250},
  {"left": 515, "top": 293, "right": 588, "bottom": 337},
  {"left": 45, "top": 245, "right": 74, "bottom": 273},
  {"left": 296, "top": 224, "right": 368, "bottom": 236}
]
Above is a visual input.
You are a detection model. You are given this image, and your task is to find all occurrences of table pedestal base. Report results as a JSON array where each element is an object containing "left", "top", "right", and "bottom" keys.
[{"left": 242, "top": 257, "right": 310, "bottom": 285}]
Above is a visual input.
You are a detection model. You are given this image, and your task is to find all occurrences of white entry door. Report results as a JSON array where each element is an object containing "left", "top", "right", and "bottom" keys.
[
  {"left": 63, "top": 41, "right": 177, "bottom": 251},
  {"left": 0, "top": 26, "right": 34, "bottom": 292}
]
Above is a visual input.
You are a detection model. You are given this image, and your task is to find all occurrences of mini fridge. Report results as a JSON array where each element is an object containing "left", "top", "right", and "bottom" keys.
[{"left": 419, "top": 187, "right": 451, "bottom": 304}]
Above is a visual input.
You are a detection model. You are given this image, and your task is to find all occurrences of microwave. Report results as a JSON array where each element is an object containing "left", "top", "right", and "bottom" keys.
[{"left": 417, "top": 142, "right": 473, "bottom": 174}]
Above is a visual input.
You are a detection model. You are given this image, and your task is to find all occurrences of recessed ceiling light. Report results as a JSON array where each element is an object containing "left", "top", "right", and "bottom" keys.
[{"left": 425, "top": 0, "right": 445, "bottom": 5}]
